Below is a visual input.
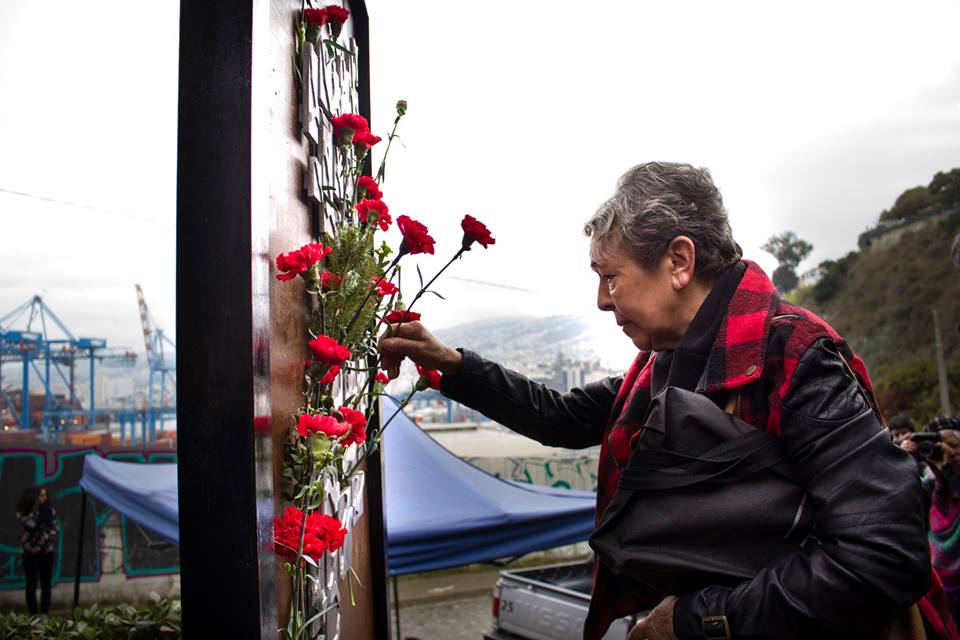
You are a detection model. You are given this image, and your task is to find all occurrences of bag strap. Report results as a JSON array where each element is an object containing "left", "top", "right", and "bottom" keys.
[{"left": 619, "top": 428, "right": 795, "bottom": 491}]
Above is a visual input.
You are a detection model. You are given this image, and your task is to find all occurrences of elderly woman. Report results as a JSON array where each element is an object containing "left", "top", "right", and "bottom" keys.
[{"left": 380, "top": 162, "right": 950, "bottom": 640}]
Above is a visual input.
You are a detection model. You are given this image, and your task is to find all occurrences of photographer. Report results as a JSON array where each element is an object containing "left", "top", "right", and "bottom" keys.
[
  {"left": 890, "top": 414, "right": 917, "bottom": 446},
  {"left": 902, "top": 417, "right": 960, "bottom": 624}
]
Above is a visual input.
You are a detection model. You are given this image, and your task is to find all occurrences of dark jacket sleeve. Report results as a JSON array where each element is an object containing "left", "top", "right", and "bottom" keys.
[
  {"left": 438, "top": 348, "right": 622, "bottom": 450},
  {"left": 673, "top": 338, "right": 930, "bottom": 639}
]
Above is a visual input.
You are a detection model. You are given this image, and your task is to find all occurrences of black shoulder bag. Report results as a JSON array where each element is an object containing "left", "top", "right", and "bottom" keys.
[{"left": 589, "top": 386, "right": 811, "bottom": 597}]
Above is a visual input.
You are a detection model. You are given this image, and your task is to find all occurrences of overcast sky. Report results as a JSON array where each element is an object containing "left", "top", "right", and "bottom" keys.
[{"left": 1, "top": 0, "right": 959, "bottom": 362}]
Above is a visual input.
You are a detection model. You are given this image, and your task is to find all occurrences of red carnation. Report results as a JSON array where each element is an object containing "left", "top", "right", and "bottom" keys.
[
  {"left": 332, "top": 113, "right": 369, "bottom": 146},
  {"left": 320, "top": 365, "right": 340, "bottom": 385},
  {"left": 415, "top": 364, "right": 442, "bottom": 390},
  {"left": 317, "top": 513, "right": 346, "bottom": 551},
  {"left": 375, "top": 371, "right": 390, "bottom": 385},
  {"left": 275, "top": 243, "right": 332, "bottom": 281},
  {"left": 325, "top": 5, "right": 350, "bottom": 38},
  {"left": 338, "top": 406, "right": 367, "bottom": 446},
  {"left": 308, "top": 335, "right": 350, "bottom": 366},
  {"left": 396, "top": 215, "right": 435, "bottom": 256},
  {"left": 273, "top": 506, "right": 346, "bottom": 563},
  {"left": 296, "top": 413, "right": 349, "bottom": 439},
  {"left": 273, "top": 506, "right": 305, "bottom": 560},
  {"left": 321, "top": 271, "right": 343, "bottom": 292},
  {"left": 382, "top": 309, "right": 421, "bottom": 324},
  {"left": 357, "top": 199, "right": 391, "bottom": 231},
  {"left": 303, "top": 7, "right": 327, "bottom": 27},
  {"left": 357, "top": 176, "right": 382, "bottom": 200},
  {"left": 373, "top": 279, "right": 399, "bottom": 296},
  {"left": 353, "top": 130, "right": 382, "bottom": 154},
  {"left": 461, "top": 214, "right": 496, "bottom": 249}
]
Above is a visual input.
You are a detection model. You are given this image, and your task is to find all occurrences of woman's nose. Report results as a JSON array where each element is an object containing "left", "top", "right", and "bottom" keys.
[{"left": 596, "top": 280, "right": 614, "bottom": 312}]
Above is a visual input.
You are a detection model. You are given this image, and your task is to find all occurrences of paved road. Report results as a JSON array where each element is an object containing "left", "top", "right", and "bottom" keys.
[{"left": 394, "top": 595, "right": 492, "bottom": 640}]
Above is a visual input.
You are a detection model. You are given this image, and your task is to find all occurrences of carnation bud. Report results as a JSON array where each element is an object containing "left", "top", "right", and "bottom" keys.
[
  {"left": 309, "top": 434, "right": 331, "bottom": 456},
  {"left": 396, "top": 100, "right": 407, "bottom": 117},
  {"left": 305, "top": 263, "right": 322, "bottom": 284},
  {"left": 306, "top": 24, "right": 323, "bottom": 47}
]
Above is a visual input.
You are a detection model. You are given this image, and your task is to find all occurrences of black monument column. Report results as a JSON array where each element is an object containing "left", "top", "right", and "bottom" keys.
[{"left": 176, "top": 1, "right": 387, "bottom": 637}]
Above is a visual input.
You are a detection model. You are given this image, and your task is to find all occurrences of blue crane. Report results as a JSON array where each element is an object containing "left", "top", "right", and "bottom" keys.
[{"left": 0, "top": 296, "right": 139, "bottom": 440}]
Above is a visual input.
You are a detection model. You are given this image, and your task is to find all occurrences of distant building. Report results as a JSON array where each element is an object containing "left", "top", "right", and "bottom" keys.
[{"left": 858, "top": 208, "right": 954, "bottom": 252}]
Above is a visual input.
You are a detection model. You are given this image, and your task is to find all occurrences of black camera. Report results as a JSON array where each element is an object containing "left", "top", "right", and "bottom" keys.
[{"left": 911, "top": 432, "right": 942, "bottom": 460}]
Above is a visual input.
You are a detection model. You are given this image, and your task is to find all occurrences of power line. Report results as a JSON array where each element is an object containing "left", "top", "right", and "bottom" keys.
[
  {"left": 0, "top": 186, "right": 163, "bottom": 222},
  {"left": 448, "top": 276, "right": 536, "bottom": 293}
]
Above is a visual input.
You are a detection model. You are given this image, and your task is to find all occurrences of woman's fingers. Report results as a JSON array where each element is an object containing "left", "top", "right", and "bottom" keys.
[{"left": 377, "top": 321, "right": 461, "bottom": 375}]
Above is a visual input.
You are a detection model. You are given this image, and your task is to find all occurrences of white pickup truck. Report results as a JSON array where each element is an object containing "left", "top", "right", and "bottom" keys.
[{"left": 483, "top": 559, "right": 642, "bottom": 640}]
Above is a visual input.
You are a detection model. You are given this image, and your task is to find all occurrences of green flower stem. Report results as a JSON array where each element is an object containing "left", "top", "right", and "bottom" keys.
[
  {"left": 317, "top": 282, "right": 327, "bottom": 336},
  {"left": 405, "top": 247, "right": 464, "bottom": 314},
  {"left": 350, "top": 158, "right": 363, "bottom": 216},
  {"left": 345, "top": 388, "right": 415, "bottom": 478},
  {"left": 375, "top": 113, "right": 404, "bottom": 183},
  {"left": 291, "top": 447, "right": 333, "bottom": 639}
]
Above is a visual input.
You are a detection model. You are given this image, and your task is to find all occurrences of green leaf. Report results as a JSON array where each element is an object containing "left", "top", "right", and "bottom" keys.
[
  {"left": 425, "top": 289, "right": 447, "bottom": 300},
  {"left": 304, "top": 601, "right": 340, "bottom": 627},
  {"left": 323, "top": 38, "right": 356, "bottom": 57}
]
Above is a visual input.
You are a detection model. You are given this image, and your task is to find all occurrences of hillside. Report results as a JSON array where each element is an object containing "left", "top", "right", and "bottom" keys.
[{"left": 797, "top": 208, "right": 960, "bottom": 421}]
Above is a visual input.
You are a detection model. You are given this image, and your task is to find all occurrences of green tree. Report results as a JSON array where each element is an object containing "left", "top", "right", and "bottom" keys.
[
  {"left": 929, "top": 168, "right": 960, "bottom": 210},
  {"left": 762, "top": 231, "right": 813, "bottom": 294},
  {"left": 879, "top": 185, "right": 937, "bottom": 222}
]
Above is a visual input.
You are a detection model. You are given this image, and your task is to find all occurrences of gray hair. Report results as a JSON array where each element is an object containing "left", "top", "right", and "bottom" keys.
[{"left": 584, "top": 162, "right": 742, "bottom": 281}]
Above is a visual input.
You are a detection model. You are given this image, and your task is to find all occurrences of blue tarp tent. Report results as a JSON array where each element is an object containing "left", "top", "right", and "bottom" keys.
[
  {"left": 382, "top": 398, "right": 597, "bottom": 575},
  {"left": 76, "top": 399, "right": 598, "bottom": 574},
  {"left": 79, "top": 455, "right": 180, "bottom": 546}
]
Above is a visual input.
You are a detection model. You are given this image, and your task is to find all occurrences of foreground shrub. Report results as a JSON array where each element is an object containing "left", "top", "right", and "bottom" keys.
[{"left": 0, "top": 594, "right": 180, "bottom": 640}]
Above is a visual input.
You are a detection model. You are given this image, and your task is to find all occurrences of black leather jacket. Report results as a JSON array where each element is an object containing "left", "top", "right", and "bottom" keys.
[{"left": 441, "top": 339, "right": 930, "bottom": 639}]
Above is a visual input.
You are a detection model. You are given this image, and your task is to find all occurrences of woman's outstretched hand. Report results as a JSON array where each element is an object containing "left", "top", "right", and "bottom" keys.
[{"left": 378, "top": 321, "right": 463, "bottom": 380}]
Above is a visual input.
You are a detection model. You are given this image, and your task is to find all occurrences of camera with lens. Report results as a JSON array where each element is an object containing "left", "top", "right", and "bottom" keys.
[{"left": 911, "top": 432, "right": 942, "bottom": 460}]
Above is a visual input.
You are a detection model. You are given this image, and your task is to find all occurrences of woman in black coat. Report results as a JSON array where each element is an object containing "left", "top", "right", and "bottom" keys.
[{"left": 16, "top": 485, "right": 58, "bottom": 616}]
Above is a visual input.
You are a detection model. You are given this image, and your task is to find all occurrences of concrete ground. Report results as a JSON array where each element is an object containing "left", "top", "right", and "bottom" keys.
[
  {"left": 393, "top": 596, "right": 493, "bottom": 640},
  {"left": 391, "top": 566, "right": 501, "bottom": 639}
]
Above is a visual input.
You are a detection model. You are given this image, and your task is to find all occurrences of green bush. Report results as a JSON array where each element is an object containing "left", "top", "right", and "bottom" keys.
[
  {"left": 0, "top": 594, "right": 180, "bottom": 640},
  {"left": 873, "top": 357, "right": 960, "bottom": 424},
  {"left": 879, "top": 185, "right": 938, "bottom": 223}
]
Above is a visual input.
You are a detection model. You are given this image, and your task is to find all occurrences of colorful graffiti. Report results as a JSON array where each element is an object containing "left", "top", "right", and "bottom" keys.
[
  {"left": 465, "top": 455, "right": 599, "bottom": 492},
  {"left": 0, "top": 446, "right": 179, "bottom": 591}
]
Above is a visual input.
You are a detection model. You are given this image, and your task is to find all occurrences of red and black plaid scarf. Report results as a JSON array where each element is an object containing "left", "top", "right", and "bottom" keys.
[{"left": 583, "top": 260, "right": 959, "bottom": 640}]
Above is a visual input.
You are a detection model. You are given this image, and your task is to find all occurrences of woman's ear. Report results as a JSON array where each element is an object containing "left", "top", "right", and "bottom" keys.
[{"left": 667, "top": 236, "right": 697, "bottom": 290}]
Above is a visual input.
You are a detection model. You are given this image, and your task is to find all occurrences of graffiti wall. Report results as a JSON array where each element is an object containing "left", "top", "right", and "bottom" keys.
[
  {"left": 0, "top": 445, "right": 179, "bottom": 600},
  {"left": 465, "top": 454, "right": 599, "bottom": 492}
]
